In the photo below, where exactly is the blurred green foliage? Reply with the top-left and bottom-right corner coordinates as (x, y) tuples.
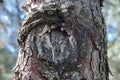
(0, 48), (16, 80)
(108, 38), (120, 80)
(103, 0), (120, 80)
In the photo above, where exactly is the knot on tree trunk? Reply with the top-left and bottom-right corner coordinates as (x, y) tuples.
(18, 1), (75, 48)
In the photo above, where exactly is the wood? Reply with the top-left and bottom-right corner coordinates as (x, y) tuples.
(13, 0), (109, 80)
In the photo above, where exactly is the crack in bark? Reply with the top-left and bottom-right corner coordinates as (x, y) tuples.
(90, 49), (94, 80)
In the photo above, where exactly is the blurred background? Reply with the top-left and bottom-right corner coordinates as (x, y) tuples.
(0, 0), (119, 80)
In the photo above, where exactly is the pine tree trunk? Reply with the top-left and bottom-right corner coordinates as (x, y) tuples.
(13, 0), (109, 80)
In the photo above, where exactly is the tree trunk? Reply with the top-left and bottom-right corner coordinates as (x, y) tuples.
(13, 0), (109, 80)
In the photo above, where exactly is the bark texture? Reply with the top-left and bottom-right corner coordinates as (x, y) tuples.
(13, 0), (109, 80)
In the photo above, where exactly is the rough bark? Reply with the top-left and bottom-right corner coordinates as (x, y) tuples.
(13, 0), (109, 80)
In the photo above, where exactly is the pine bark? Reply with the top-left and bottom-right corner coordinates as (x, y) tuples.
(13, 0), (109, 80)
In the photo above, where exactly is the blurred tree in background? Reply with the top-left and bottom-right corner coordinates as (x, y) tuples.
(0, 0), (120, 80)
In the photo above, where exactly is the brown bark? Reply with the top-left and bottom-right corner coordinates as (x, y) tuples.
(13, 0), (109, 80)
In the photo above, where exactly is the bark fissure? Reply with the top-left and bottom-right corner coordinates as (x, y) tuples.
(90, 49), (94, 80)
